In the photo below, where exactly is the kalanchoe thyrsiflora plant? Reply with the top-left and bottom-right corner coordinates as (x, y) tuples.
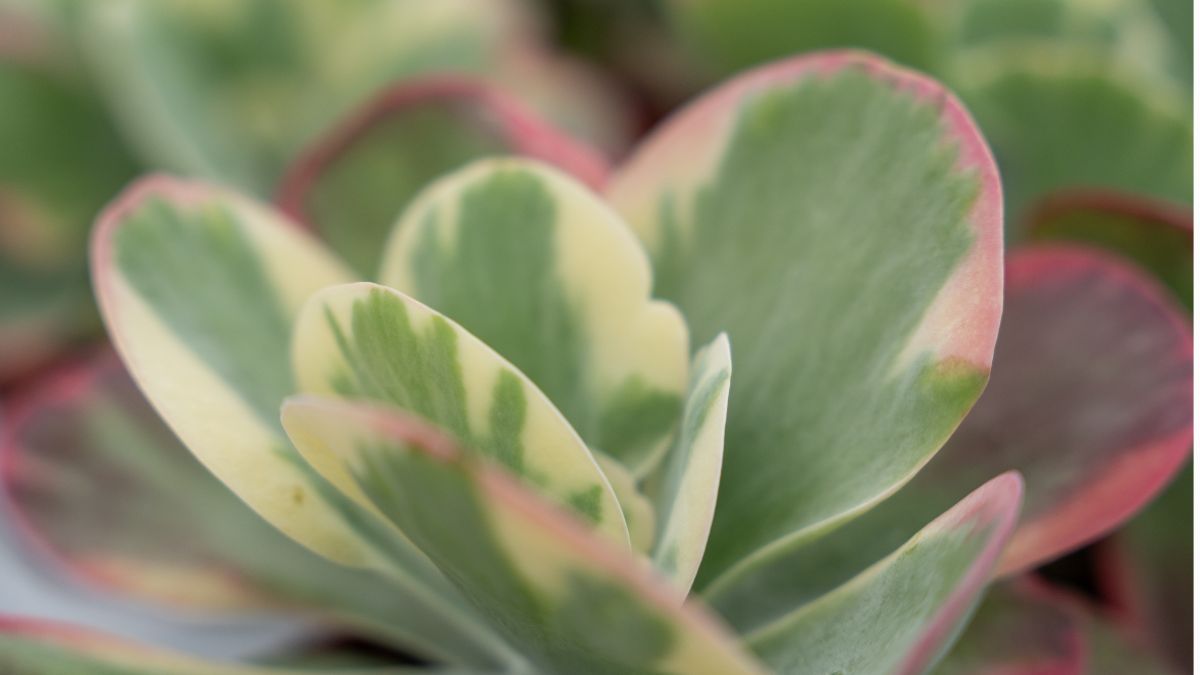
(0, 49), (1191, 673)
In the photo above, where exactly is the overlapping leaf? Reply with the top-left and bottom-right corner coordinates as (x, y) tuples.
(276, 78), (610, 276)
(607, 50), (1004, 586)
(281, 397), (767, 675)
(379, 159), (689, 475)
(0, 352), (511, 666)
(742, 473), (1022, 675)
(290, 281), (629, 547)
(90, 176), (510, 666)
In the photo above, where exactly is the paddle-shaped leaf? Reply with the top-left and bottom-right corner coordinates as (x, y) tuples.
(276, 78), (610, 276)
(707, 244), (1192, 608)
(1028, 190), (1192, 308)
(0, 352), (513, 667)
(91, 174), (374, 564)
(742, 473), (1022, 675)
(290, 282), (629, 547)
(280, 397), (767, 675)
(650, 334), (732, 592)
(379, 158), (689, 474)
(607, 50), (1004, 586)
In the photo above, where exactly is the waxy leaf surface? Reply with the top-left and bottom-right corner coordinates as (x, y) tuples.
(380, 159), (688, 474)
(608, 50), (1004, 585)
(0, 353), (511, 667)
(742, 473), (1022, 675)
(281, 397), (767, 675)
(650, 334), (732, 592)
(291, 282), (629, 546)
(277, 78), (610, 276)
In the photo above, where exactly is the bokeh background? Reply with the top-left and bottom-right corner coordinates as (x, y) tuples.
(0, 0), (1191, 670)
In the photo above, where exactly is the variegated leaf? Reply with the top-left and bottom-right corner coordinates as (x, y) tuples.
(706, 245), (1192, 617)
(89, 176), (510, 664)
(649, 334), (732, 593)
(379, 158), (689, 475)
(290, 281), (630, 547)
(742, 473), (1022, 675)
(276, 77), (610, 276)
(0, 352), (512, 667)
(607, 50), (1004, 587)
(280, 397), (767, 675)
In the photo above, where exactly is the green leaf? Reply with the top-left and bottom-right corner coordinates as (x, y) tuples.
(607, 50), (1004, 586)
(91, 176), (509, 666)
(705, 245), (1192, 615)
(741, 473), (1022, 675)
(0, 353), (512, 666)
(290, 281), (630, 546)
(379, 158), (688, 475)
(280, 397), (767, 675)
(276, 78), (610, 276)
(649, 334), (732, 592)
(1028, 189), (1192, 308)
(954, 44), (1192, 225)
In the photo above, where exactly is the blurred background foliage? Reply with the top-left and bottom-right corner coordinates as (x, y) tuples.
(0, 0), (1191, 670)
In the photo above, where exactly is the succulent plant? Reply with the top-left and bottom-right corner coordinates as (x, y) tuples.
(0, 46), (1190, 675)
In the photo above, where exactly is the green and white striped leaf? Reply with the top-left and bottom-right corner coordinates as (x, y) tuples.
(607, 50), (1004, 587)
(280, 397), (767, 675)
(91, 176), (508, 665)
(380, 158), (689, 475)
(742, 473), (1022, 675)
(291, 281), (630, 547)
(649, 334), (732, 593)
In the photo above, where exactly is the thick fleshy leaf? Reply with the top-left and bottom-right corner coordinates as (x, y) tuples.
(379, 159), (688, 474)
(740, 473), (1022, 675)
(664, 0), (946, 78)
(92, 174), (372, 564)
(931, 579), (1086, 675)
(944, 246), (1192, 574)
(649, 334), (731, 592)
(290, 281), (629, 546)
(1028, 190), (1192, 308)
(276, 77), (610, 276)
(1098, 465), (1193, 672)
(607, 50), (1004, 586)
(708, 244), (1192, 602)
(954, 45), (1192, 224)
(0, 617), (426, 675)
(0, 352), (512, 667)
(280, 397), (767, 675)
(82, 0), (530, 194)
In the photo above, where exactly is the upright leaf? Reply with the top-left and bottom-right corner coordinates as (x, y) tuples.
(607, 50), (1004, 585)
(290, 281), (630, 546)
(379, 159), (688, 474)
(276, 77), (610, 276)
